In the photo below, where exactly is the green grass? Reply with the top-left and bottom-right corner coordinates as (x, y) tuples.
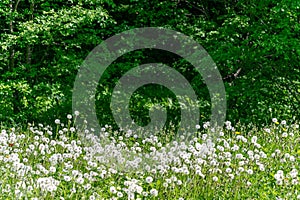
(0, 115), (299, 199)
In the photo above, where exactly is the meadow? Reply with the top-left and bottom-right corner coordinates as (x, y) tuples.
(0, 113), (299, 199)
(0, 1), (299, 199)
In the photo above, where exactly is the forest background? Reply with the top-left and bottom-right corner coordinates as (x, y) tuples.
(0, 0), (299, 129)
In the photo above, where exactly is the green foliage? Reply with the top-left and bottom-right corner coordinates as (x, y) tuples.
(0, 0), (299, 127)
(0, 0), (115, 125)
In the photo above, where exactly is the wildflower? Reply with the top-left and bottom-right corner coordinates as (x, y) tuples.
(282, 132), (288, 138)
(225, 121), (231, 126)
(259, 165), (265, 171)
(235, 154), (243, 159)
(289, 169), (298, 178)
(150, 189), (158, 197)
(49, 166), (56, 173)
(117, 192), (123, 197)
(110, 186), (117, 194)
(36, 177), (60, 193)
(265, 128), (271, 133)
(71, 187), (76, 193)
(232, 145), (240, 151)
(226, 168), (232, 173)
(212, 176), (218, 182)
(274, 170), (284, 181)
(254, 154), (260, 160)
(292, 179), (299, 185)
(135, 185), (143, 194)
(84, 184), (91, 190)
(177, 180), (182, 185)
(238, 167), (245, 172)
(247, 169), (253, 175)
(55, 119), (60, 124)
(235, 132), (241, 135)
(275, 149), (281, 154)
(239, 161), (245, 166)
(142, 191), (148, 197)
(64, 176), (71, 182)
(74, 111), (80, 116)
(145, 176), (153, 184)
(89, 196), (96, 200)
(290, 156), (296, 162)
(67, 114), (72, 119)
(254, 143), (261, 148)
(203, 122), (210, 129)
(251, 136), (258, 143)
(217, 145), (224, 152)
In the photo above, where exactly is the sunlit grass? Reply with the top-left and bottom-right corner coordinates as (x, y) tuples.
(0, 115), (299, 199)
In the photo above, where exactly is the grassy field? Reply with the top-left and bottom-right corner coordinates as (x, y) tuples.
(0, 114), (299, 199)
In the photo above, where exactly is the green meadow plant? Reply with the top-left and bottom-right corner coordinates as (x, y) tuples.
(0, 114), (299, 199)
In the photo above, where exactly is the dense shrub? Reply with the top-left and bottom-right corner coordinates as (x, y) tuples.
(0, 0), (299, 128)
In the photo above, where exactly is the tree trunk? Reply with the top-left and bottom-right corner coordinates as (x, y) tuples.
(26, 1), (34, 65)
(9, 0), (15, 71)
